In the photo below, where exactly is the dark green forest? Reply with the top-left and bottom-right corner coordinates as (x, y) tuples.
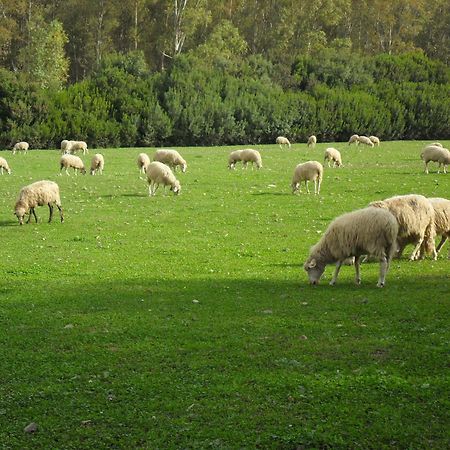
(0, 0), (449, 147)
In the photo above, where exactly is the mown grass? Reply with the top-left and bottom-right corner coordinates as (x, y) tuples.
(0, 141), (449, 449)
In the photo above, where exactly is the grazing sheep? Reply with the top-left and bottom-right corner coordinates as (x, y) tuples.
(369, 194), (436, 260)
(357, 136), (374, 147)
(291, 161), (323, 194)
(137, 153), (151, 174)
(369, 136), (380, 146)
(303, 207), (398, 287)
(153, 149), (187, 173)
(60, 154), (86, 175)
(0, 157), (11, 174)
(307, 135), (317, 148)
(146, 161), (181, 196)
(90, 154), (104, 175)
(348, 134), (359, 145)
(228, 150), (243, 169)
(276, 136), (291, 149)
(61, 140), (88, 155)
(420, 145), (450, 174)
(14, 180), (64, 225)
(60, 140), (70, 153)
(420, 198), (450, 259)
(12, 142), (29, 154)
(324, 148), (342, 168)
(240, 149), (262, 170)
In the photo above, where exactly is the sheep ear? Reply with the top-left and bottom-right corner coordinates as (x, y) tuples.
(307, 259), (317, 269)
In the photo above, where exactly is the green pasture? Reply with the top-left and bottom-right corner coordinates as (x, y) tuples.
(0, 141), (449, 448)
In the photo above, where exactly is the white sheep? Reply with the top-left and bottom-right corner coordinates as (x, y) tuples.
(228, 150), (243, 169)
(369, 194), (436, 260)
(276, 136), (291, 149)
(369, 136), (380, 146)
(240, 149), (262, 170)
(14, 180), (64, 225)
(303, 207), (398, 287)
(323, 148), (342, 168)
(153, 149), (187, 173)
(146, 161), (181, 196)
(420, 198), (450, 259)
(291, 161), (323, 194)
(12, 141), (29, 154)
(0, 156), (11, 174)
(307, 135), (317, 148)
(61, 140), (88, 155)
(60, 154), (86, 175)
(137, 153), (151, 174)
(90, 154), (104, 175)
(420, 145), (450, 174)
(348, 134), (359, 145)
(357, 136), (374, 147)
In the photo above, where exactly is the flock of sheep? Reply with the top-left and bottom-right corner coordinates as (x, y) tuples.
(2, 136), (449, 288)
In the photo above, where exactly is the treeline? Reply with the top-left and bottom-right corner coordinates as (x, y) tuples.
(1, 48), (449, 148)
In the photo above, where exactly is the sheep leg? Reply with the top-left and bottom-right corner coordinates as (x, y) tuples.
(329, 261), (343, 285)
(48, 204), (53, 223)
(148, 183), (152, 196)
(56, 204), (64, 223)
(0, 168), (3, 175)
(435, 236), (447, 255)
(377, 256), (389, 287)
(305, 181), (310, 194)
(424, 162), (429, 174)
(28, 208), (38, 223)
(354, 256), (362, 285)
(410, 236), (425, 260)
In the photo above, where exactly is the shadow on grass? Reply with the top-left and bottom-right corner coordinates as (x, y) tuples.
(0, 219), (18, 227)
(251, 192), (291, 196)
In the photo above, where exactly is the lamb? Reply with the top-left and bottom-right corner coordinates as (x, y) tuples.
(420, 198), (450, 259)
(61, 140), (89, 155)
(323, 148), (342, 168)
(153, 149), (187, 173)
(291, 161), (323, 194)
(240, 149), (262, 169)
(369, 136), (380, 146)
(420, 145), (450, 174)
(14, 180), (64, 225)
(303, 207), (398, 287)
(12, 141), (29, 154)
(90, 154), (104, 175)
(0, 157), (11, 174)
(228, 150), (243, 169)
(348, 134), (359, 145)
(369, 194), (436, 260)
(357, 135), (374, 147)
(307, 135), (317, 148)
(60, 154), (86, 175)
(137, 153), (151, 174)
(146, 161), (181, 196)
(276, 136), (291, 149)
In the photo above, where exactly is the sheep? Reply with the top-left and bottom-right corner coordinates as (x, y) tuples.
(357, 135), (374, 147)
(420, 145), (450, 174)
(291, 161), (323, 194)
(348, 134), (359, 145)
(240, 149), (262, 170)
(303, 207), (398, 287)
(307, 135), (317, 148)
(228, 150), (243, 169)
(90, 154), (104, 175)
(153, 149), (187, 173)
(323, 148), (342, 168)
(60, 154), (86, 175)
(369, 136), (380, 146)
(0, 157), (11, 174)
(369, 194), (436, 261)
(276, 136), (291, 149)
(12, 141), (29, 154)
(61, 140), (88, 155)
(137, 153), (151, 174)
(146, 161), (181, 196)
(14, 180), (64, 225)
(420, 198), (450, 259)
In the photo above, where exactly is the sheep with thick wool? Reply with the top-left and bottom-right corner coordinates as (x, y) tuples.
(357, 136), (374, 147)
(348, 134), (359, 145)
(61, 140), (88, 155)
(291, 161), (323, 194)
(12, 142), (29, 154)
(369, 194), (436, 260)
(240, 149), (262, 169)
(307, 135), (317, 148)
(369, 136), (380, 146)
(0, 157), (11, 174)
(324, 148), (342, 168)
(276, 136), (291, 149)
(420, 145), (450, 174)
(420, 198), (450, 259)
(60, 154), (86, 175)
(14, 180), (63, 225)
(137, 153), (151, 174)
(90, 154), (104, 175)
(153, 149), (187, 173)
(146, 161), (181, 196)
(303, 207), (398, 287)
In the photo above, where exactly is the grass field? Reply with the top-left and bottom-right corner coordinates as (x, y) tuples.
(0, 141), (449, 449)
